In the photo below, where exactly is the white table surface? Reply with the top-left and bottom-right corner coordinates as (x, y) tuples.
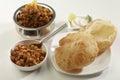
(0, 0), (120, 80)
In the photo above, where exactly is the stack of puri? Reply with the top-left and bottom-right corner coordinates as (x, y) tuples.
(55, 19), (117, 73)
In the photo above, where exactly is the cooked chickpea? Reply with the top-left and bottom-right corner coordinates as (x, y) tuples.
(11, 44), (46, 67)
(16, 2), (53, 28)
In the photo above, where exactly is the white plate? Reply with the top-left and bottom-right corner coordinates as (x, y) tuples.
(67, 16), (89, 30)
(50, 32), (111, 76)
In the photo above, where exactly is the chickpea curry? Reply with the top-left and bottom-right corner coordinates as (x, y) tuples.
(11, 44), (46, 67)
(17, 0), (53, 28)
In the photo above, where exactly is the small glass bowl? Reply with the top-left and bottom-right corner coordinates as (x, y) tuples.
(13, 3), (56, 39)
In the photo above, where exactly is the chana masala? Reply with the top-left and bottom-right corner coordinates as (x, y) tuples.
(11, 44), (46, 67)
(16, 1), (53, 28)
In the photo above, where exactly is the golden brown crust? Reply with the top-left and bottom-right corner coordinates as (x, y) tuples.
(79, 19), (117, 55)
(55, 32), (99, 73)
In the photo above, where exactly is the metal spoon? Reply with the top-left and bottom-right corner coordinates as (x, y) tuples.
(14, 23), (67, 48)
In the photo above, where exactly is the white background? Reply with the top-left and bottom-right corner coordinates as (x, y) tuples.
(0, 0), (120, 80)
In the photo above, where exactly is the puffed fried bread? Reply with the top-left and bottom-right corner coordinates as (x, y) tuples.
(79, 19), (117, 55)
(55, 32), (99, 73)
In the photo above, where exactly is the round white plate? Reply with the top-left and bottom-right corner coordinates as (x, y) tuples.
(50, 32), (111, 76)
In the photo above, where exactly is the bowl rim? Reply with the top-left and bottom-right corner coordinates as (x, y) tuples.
(9, 43), (48, 71)
(13, 3), (56, 30)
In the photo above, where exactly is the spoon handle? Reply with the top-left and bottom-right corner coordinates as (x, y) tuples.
(40, 23), (67, 43)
